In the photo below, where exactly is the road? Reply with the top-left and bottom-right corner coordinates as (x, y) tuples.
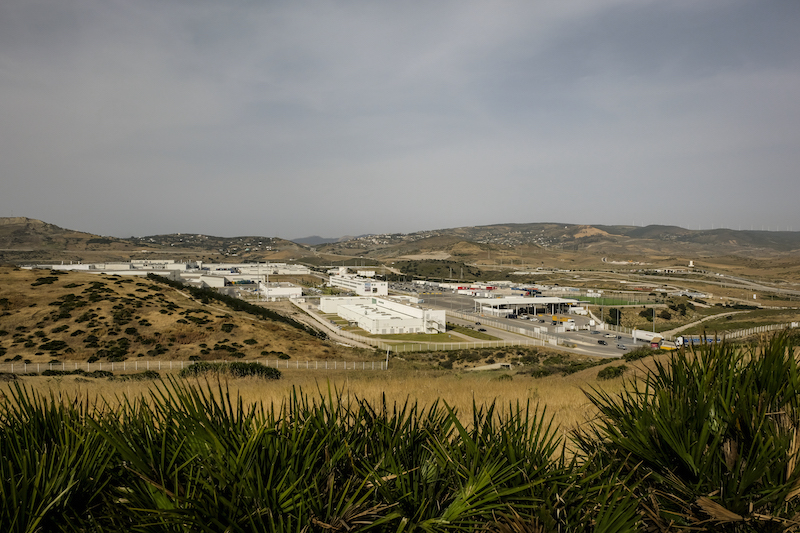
(414, 291), (633, 358)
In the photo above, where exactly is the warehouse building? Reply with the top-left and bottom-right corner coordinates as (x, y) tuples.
(320, 296), (445, 335)
(329, 274), (388, 296)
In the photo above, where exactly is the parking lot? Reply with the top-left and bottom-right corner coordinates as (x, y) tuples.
(389, 282), (638, 357)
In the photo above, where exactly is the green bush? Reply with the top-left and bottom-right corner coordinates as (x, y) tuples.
(31, 276), (59, 286)
(622, 346), (655, 361)
(596, 364), (626, 380)
(578, 331), (800, 531)
(178, 361), (281, 380)
(114, 370), (160, 381)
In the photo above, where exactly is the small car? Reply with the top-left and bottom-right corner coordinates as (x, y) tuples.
(598, 340), (608, 345)
(617, 344), (627, 350)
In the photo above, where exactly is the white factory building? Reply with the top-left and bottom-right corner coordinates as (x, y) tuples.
(474, 296), (581, 317)
(329, 274), (388, 296)
(320, 296), (445, 335)
(207, 262), (310, 276)
(25, 260), (306, 300)
(258, 282), (303, 300)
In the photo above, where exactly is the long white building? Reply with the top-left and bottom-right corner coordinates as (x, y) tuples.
(320, 296), (445, 335)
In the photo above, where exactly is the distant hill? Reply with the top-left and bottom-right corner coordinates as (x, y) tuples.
(315, 222), (800, 264)
(0, 218), (311, 264)
(291, 236), (339, 245)
(3, 217), (800, 270)
(0, 217), (146, 264)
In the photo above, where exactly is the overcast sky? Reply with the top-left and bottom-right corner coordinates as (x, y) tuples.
(2, 1), (799, 239)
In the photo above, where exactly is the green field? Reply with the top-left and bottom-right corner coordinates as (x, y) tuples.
(447, 323), (500, 340)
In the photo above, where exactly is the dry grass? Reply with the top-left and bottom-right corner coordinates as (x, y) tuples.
(0, 364), (629, 439)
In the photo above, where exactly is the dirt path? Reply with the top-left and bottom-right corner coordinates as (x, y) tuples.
(661, 311), (749, 337)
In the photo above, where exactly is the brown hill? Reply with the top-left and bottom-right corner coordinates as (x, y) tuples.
(0, 266), (358, 366)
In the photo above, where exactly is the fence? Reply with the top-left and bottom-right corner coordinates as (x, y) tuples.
(447, 311), (555, 344)
(331, 323), (548, 354)
(589, 309), (798, 343)
(713, 322), (799, 340)
(588, 310), (676, 341)
(0, 359), (387, 375)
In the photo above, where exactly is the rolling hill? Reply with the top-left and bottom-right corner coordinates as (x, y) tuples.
(0, 266), (358, 367)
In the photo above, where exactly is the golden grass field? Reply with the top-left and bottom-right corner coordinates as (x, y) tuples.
(0, 360), (637, 442)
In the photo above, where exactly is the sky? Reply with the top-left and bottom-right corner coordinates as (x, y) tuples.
(2, 0), (800, 239)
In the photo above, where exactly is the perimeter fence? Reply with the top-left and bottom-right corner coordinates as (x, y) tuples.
(0, 359), (387, 375)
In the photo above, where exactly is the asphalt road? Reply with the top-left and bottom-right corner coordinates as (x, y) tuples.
(411, 290), (636, 358)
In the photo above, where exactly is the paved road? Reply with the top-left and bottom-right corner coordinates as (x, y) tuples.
(414, 292), (628, 358)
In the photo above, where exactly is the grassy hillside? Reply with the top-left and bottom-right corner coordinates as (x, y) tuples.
(0, 266), (359, 366)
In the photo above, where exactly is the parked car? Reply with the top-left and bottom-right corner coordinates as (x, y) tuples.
(598, 340), (608, 345)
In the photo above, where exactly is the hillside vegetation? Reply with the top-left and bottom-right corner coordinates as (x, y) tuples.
(0, 266), (353, 366)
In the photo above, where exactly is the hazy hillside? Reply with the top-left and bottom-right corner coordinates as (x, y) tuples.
(317, 222), (800, 263)
(3, 217), (800, 272)
(291, 235), (340, 245)
(0, 217), (141, 255)
(0, 218), (312, 264)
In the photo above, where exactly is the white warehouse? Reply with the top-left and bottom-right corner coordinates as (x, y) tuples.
(329, 274), (388, 296)
(320, 296), (445, 335)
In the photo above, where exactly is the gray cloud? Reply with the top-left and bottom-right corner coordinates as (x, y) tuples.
(1, 0), (799, 238)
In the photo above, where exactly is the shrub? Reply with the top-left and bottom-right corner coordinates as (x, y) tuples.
(579, 333), (800, 531)
(597, 364), (627, 380)
(39, 340), (69, 352)
(114, 371), (160, 381)
(622, 346), (655, 362)
(31, 276), (59, 286)
(179, 361), (281, 380)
